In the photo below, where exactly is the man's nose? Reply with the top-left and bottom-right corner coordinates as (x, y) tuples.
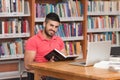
(52, 27), (57, 31)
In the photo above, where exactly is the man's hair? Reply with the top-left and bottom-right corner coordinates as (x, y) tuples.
(45, 12), (60, 23)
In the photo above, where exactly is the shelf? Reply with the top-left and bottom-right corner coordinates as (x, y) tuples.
(35, 16), (84, 22)
(0, 13), (30, 17)
(88, 12), (119, 16)
(0, 54), (24, 60)
(0, 33), (30, 39)
(60, 17), (84, 22)
(62, 36), (84, 41)
(0, 71), (27, 80)
(87, 28), (120, 33)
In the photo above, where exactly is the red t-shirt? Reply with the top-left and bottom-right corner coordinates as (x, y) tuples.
(25, 31), (64, 62)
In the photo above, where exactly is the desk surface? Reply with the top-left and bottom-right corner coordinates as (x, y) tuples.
(29, 61), (120, 80)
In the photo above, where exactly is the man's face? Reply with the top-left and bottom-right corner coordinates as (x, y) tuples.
(44, 20), (60, 37)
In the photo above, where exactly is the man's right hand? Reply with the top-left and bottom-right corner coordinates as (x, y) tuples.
(50, 56), (55, 62)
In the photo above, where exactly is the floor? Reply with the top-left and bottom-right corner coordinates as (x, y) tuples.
(4, 77), (27, 80)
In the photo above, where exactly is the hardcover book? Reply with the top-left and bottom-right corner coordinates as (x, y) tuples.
(44, 49), (79, 61)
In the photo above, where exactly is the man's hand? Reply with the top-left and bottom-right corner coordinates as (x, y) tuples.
(50, 56), (55, 62)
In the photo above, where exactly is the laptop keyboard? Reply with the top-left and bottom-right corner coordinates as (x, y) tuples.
(69, 61), (86, 66)
(79, 62), (86, 65)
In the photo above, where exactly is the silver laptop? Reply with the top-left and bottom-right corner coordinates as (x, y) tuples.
(109, 46), (120, 61)
(69, 41), (112, 66)
(110, 46), (120, 57)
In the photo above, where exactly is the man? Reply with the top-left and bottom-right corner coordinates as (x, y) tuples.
(24, 12), (66, 80)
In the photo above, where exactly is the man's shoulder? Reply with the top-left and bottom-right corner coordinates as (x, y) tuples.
(27, 35), (39, 41)
(53, 36), (63, 42)
(54, 35), (62, 39)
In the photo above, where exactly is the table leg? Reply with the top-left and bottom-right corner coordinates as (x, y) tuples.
(34, 70), (40, 80)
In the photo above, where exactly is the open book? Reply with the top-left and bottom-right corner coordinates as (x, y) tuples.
(44, 49), (79, 61)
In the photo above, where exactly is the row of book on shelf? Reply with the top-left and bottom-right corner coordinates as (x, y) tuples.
(64, 41), (82, 56)
(88, 16), (120, 30)
(0, 18), (29, 35)
(0, 40), (82, 57)
(35, 22), (83, 37)
(35, 0), (83, 18)
(87, 32), (120, 45)
(35, 0), (120, 17)
(0, 39), (25, 58)
(0, 0), (26, 14)
(88, 0), (120, 12)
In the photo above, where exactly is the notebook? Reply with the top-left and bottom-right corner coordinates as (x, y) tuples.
(69, 41), (112, 66)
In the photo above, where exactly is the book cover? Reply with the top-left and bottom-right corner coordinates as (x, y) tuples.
(44, 49), (79, 61)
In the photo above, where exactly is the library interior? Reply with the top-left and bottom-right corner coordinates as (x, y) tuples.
(0, 0), (120, 80)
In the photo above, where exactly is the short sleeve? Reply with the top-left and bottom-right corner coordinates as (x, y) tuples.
(25, 37), (37, 51)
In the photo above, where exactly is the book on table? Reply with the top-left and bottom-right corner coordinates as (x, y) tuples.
(44, 49), (79, 61)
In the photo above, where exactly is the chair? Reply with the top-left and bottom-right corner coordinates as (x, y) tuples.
(20, 70), (34, 80)
(20, 70), (45, 80)
(20, 70), (27, 80)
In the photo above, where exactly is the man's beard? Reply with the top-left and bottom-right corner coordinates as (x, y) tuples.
(44, 28), (55, 38)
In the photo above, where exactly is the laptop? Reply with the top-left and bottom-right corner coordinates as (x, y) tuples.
(69, 41), (112, 66)
(110, 47), (120, 57)
(109, 46), (120, 61)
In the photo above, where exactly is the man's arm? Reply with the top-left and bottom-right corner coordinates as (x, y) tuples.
(24, 50), (36, 72)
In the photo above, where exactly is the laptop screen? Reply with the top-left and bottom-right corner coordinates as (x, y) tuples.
(110, 47), (120, 57)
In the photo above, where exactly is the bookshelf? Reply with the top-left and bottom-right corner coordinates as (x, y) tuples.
(0, 0), (30, 79)
(87, 0), (120, 47)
